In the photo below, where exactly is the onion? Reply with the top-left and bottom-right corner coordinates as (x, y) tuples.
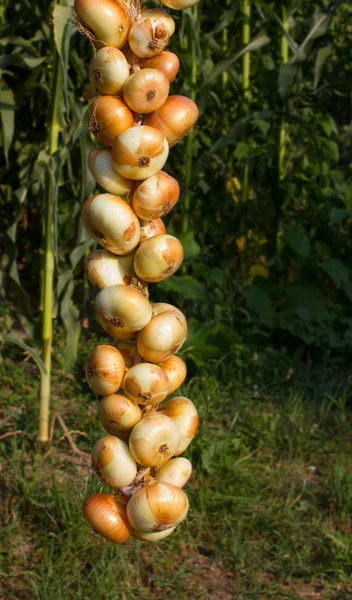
(99, 394), (142, 438)
(89, 47), (129, 95)
(83, 493), (130, 543)
(138, 309), (187, 363)
(152, 302), (184, 318)
(92, 435), (137, 488)
(95, 284), (152, 334)
(123, 69), (170, 114)
(74, 0), (130, 49)
(139, 218), (166, 244)
(89, 96), (134, 147)
(82, 194), (140, 255)
(160, 355), (186, 394)
(159, 396), (198, 455)
(160, 0), (200, 8)
(85, 344), (125, 395)
(126, 482), (188, 532)
(128, 9), (175, 59)
(129, 414), (181, 467)
(155, 457), (192, 488)
(134, 234), (183, 282)
(88, 148), (134, 197)
(112, 126), (169, 181)
(143, 95), (199, 147)
(142, 51), (180, 83)
(131, 526), (176, 542)
(111, 340), (142, 369)
(132, 171), (180, 220)
(84, 249), (135, 290)
(123, 362), (170, 405)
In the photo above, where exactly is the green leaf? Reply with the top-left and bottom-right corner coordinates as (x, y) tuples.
(0, 89), (15, 165)
(284, 223), (310, 257)
(181, 319), (232, 367)
(314, 45), (332, 90)
(330, 209), (349, 223)
(53, 3), (77, 124)
(278, 64), (298, 99)
(321, 260), (350, 289)
(284, 285), (327, 323)
(4, 333), (46, 375)
(202, 31), (270, 87)
(60, 280), (81, 374)
(175, 232), (201, 260)
(158, 276), (206, 300)
(293, 12), (330, 61)
(234, 142), (253, 160)
(22, 56), (46, 68)
(70, 239), (94, 270)
(243, 286), (275, 328)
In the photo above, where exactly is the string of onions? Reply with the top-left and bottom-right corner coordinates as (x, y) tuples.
(75, 0), (201, 546)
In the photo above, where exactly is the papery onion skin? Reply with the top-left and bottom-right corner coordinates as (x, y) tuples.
(160, 355), (187, 394)
(134, 234), (183, 282)
(91, 435), (137, 488)
(88, 148), (134, 197)
(159, 396), (199, 455)
(131, 525), (176, 542)
(151, 302), (184, 318)
(82, 194), (140, 255)
(155, 457), (192, 488)
(74, 0), (131, 49)
(128, 9), (175, 59)
(137, 310), (187, 363)
(83, 493), (131, 543)
(111, 340), (142, 369)
(143, 95), (199, 147)
(142, 51), (180, 83)
(95, 284), (152, 334)
(160, 0), (200, 9)
(123, 362), (170, 405)
(126, 482), (189, 532)
(129, 414), (180, 467)
(89, 96), (134, 147)
(89, 47), (129, 95)
(99, 394), (142, 438)
(84, 249), (135, 290)
(112, 126), (169, 181)
(139, 218), (166, 244)
(123, 68), (170, 114)
(85, 344), (126, 395)
(96, 311), (137, 340)
(132, 171), (180, 220)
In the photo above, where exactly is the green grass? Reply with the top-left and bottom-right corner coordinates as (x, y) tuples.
(1, 316), (352, 599)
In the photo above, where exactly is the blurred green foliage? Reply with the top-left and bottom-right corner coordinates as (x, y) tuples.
(1, 0), (351, 368)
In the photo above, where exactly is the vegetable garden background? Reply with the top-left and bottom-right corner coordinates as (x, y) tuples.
(1, 0), (352, 598)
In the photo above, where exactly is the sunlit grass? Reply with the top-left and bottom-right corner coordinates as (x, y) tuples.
(1, 318), (352, 599)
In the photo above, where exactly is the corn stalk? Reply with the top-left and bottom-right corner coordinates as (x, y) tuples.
(182, 4), (198, 233)
(278, 6), (289, 179)
(241, 0), (251, 204)
(38, 13), (62, 442)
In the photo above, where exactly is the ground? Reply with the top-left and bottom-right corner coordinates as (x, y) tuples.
(1, 318), (352, 599)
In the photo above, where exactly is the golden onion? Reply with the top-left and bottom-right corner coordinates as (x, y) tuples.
(112, 125), (169, 181)
(83, 493), (130, 543)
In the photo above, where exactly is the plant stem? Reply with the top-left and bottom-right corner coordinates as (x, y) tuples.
(278, 6), (289, 179)
(182, 4), (198, 233)
(38, 26), (62, 442)
(238, 0), (251, 284)
(241, 0), (251, 204)
(222, 0), (230, 90)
